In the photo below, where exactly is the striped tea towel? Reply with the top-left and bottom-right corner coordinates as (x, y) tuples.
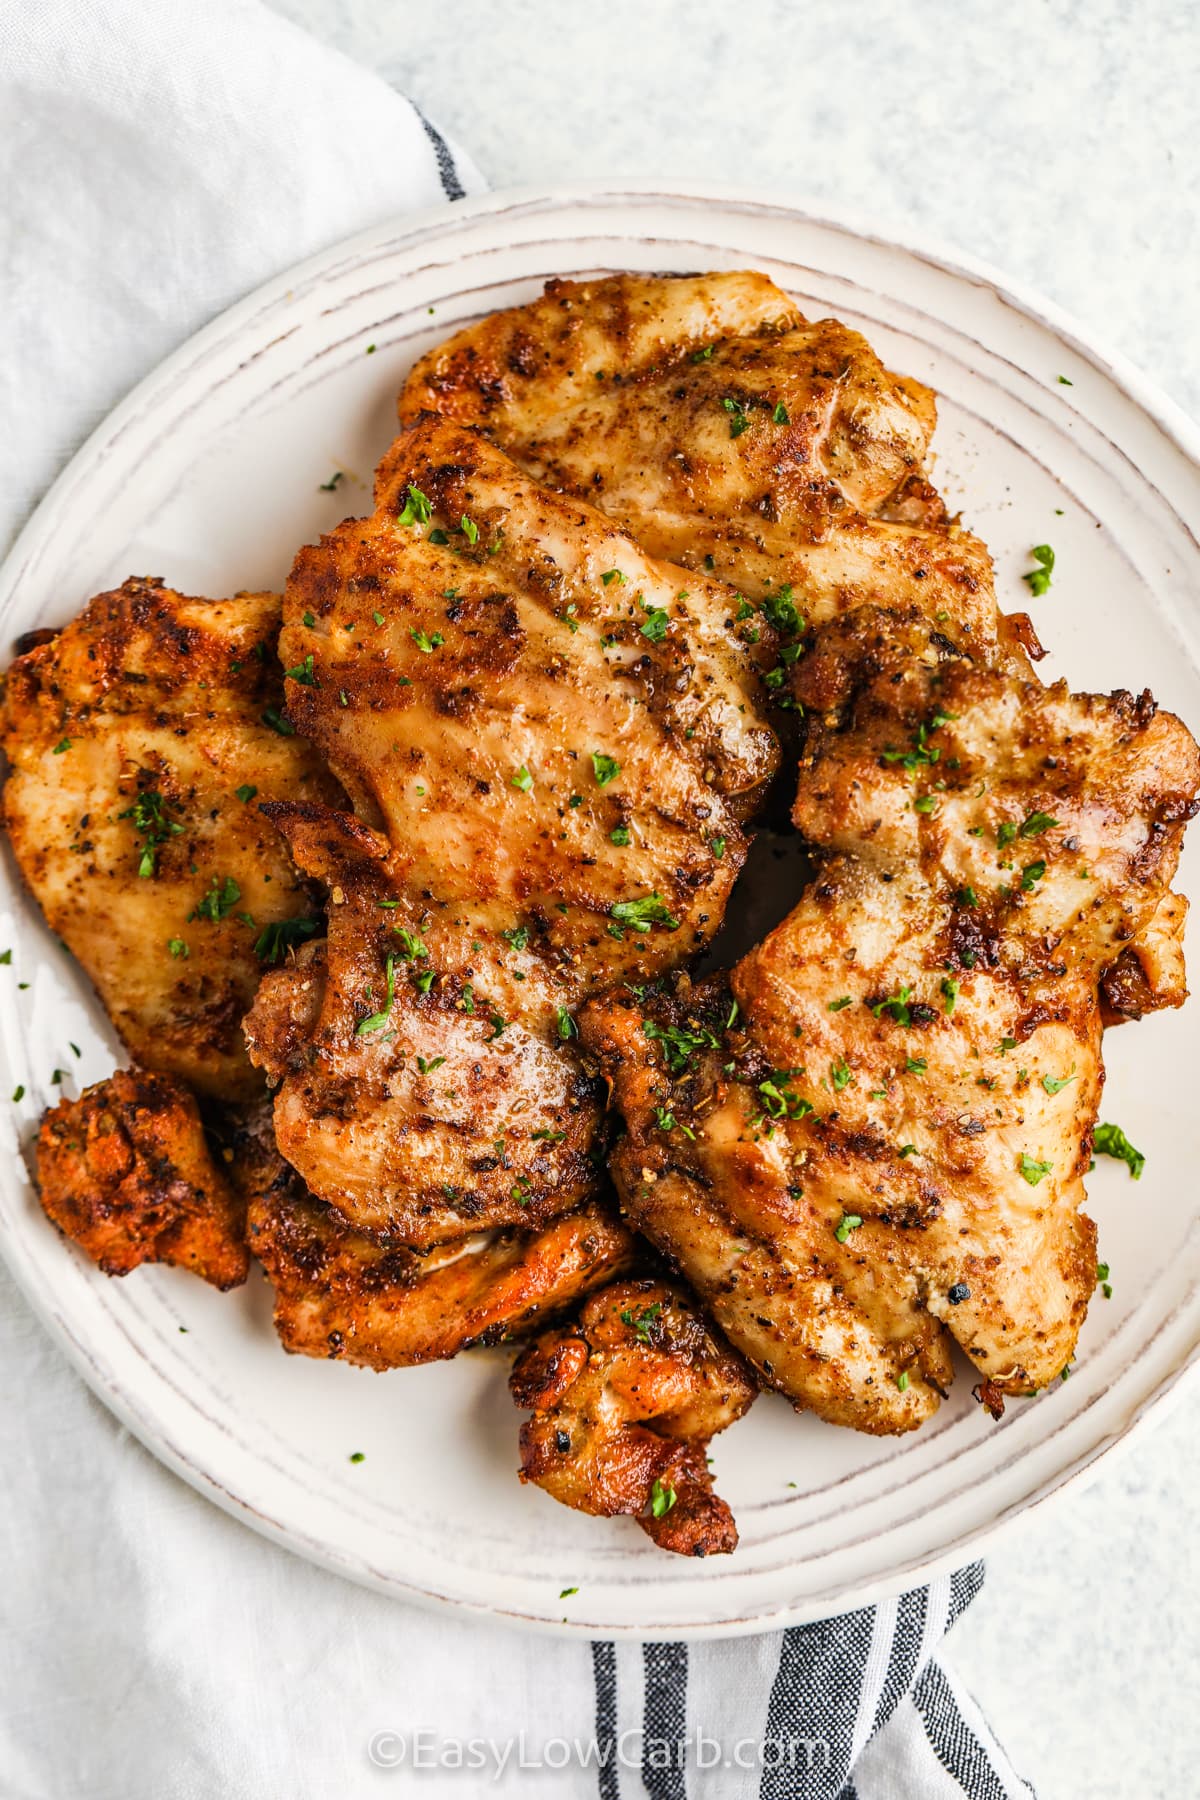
(0, 4), (1035, 1795)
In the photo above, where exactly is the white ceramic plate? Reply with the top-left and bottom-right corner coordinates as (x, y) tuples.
(3, 183), (1200, 1638)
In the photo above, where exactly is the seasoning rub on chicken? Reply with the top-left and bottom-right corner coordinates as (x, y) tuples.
(0, 579), (340, 1101)
(582, 605), (1200, 1431)
(248, 416), (779, 1239)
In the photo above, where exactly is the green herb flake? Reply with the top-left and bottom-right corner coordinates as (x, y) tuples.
(1020, 859), (1046, 892)
(1019, 810), (1059, 839)
(1042, 1067), (1076, 1095)
(410, 628), (444, 654)
(356, 954), (396, 1035)
(650, 1478), (677, 1518)
(1093, 1121), (1145, 1180)
(397, 485), (432, 527)
(1018, 1152), (1054, 1187)
(941, 977), (960, 1015)
(592, 752), (620, 787)
(1023, 543), (1056, 597)
(235, 784), (258, 804)
(511, 765), (534, 793)
(772, 401), (790, 425)
(188, 874), (242, 924)
(611, 893), (678, 933)
(835, 1213), (863, 1243)
(460, 514), (479, 545)
(828, 996), (852, 1012)
(610, 825), (630, 846)
(167, 937), (189, 959)
(283, 654), (316, 686)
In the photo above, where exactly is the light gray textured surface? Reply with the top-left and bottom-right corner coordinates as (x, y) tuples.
(272, 3), (1200, 1793)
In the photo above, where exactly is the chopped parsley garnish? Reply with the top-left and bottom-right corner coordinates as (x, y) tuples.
(772, 401), (790, 425)
(392, 926), (427, 961)
(760, 584), (804, 636)
(1093, 1121), (1145, 1180)
(1023, 543), (1055, 597)
(1097, 1261), (1113, 1299)
(905, 1056), (927, 1075)
(255, 917), (319, 964)
(560, 1587), (578, 1599)
(941, 977), (960, 1015)
(653, 1106), (695, 1139)
(959, 886), (977, 909)
(830, 1058), (852, 1092)
(416, 1055), (445, 1074)
(11, 1085), (24, 1103)
(261, 707), (295, 736)
(319, 472), (343, 491)
(610, 825), (630, 846)
(643, 1017), (720, 1073)
(896, 1371), (911, 1392)
(835, 1214), (863, 1243)
(722, 396), (750, 438)
(997, 821), (1018, 848)
(1020, 859), (1046, 891)
(349, 1451), (365, 1464)
(410, 628), (444, 654)
(356, 954), (396, 1034)
(283, 654), (316, 685)
(167, 938), (189, 959)
(460, 514), (479, 545)
(555, 1006), (577, 1041)
(600, 569), (626, 587)
(1042, 1067), (1076, 1095)
(639, 605), (670, 642)
(189, 874), (242, 923)
(592, 751), (620, 787)
(692, 345), (714, 362)
(397, 485), (432, 527)
(118, 789), (184, 878)
(711, 836), (726, 860)
(881, 710), (957, 772)
(488, 1014), (507, 1040)
(828, 996), (852, 1012)
(1018, 1152), (1053, 1187)
(872, 985), (913, 1026)
(511, 765), (534, 793)
(650, 1478), (677, 1518)
(1019, 811), (1059, 838)
(235, 784), (258, 804)
(756, 1075), (814, 1123)
(620, 1301), (663, 1342)
(502, 925), (530, 952)
(52, 738), (71, 754)
(913, 794), (938, 814)
(611, 893), (678, 933)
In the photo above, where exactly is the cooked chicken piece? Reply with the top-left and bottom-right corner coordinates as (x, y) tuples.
(1100, 892), (1189, 1023)
(36, 1068), (248, 1287)
(510, 1277), (756, 1555)
(243, 802), (607, 1244)
(401, 271), (938, 551)
(582, 607), (1200, 1432)
(0, 578), (340, 1101)
(280, 416), (778, 994)
(248, 1184), (636, 1371)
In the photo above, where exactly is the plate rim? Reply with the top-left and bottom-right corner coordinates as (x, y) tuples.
(3, 178), (1199, 1638)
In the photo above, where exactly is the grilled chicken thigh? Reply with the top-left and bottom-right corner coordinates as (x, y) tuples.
(242, 803), (606, 1244)
(37, 1069), (248, 1287)
(0, 579), (339, 1100)
(400, 270), (938, 557)
(234, 1103), (635, 1368)
(582, 606), (1200, 1431)
(510, 1277), (756, 1554)
(250, 417), (778, 1235)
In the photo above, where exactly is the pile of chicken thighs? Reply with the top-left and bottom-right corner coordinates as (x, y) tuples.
(7, 272), (1197, 1555)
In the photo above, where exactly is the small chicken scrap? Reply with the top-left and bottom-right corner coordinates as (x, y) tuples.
(0, 579), (339, 1101)
(510, 1278), (756, 1555)
(581, 606), (1200, 1431)
(37, 1069), (248, 1288)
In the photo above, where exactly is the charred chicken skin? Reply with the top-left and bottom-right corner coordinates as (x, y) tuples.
(581, 606), (1200, 1432)
(36, 1069), (248, 1288)
(510, 1277), (756, 1555)
(0, 579), (340, 1101)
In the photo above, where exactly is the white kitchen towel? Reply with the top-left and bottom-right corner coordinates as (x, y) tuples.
(0, 4), (1035, 1796)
